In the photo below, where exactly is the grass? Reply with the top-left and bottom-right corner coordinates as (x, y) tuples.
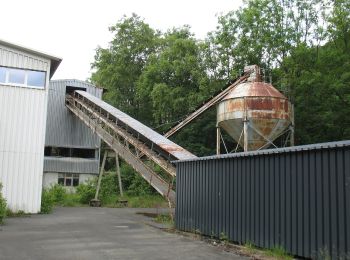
(59, 193), (84, 207)
(101, 194), (168, 208)
(265, 245), (293, 260)
(6, 209), (30, 218)
(241, 242), (293, 260)
(154, 213), (174, 226)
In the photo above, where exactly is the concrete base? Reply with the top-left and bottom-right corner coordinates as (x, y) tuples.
(89, 199), (101, 207)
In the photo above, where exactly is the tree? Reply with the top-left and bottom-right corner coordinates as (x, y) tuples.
(137, 26), (208, 127)
(91, 14), (159, 118)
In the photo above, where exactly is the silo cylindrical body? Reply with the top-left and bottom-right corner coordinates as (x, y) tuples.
(217, 69), (293, 151)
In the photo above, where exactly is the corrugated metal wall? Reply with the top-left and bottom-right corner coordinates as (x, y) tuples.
(175, 141), (350, 259)
(0, 43), (50, 213)
(44, 79), (102, 175)
(44, 157), (99, 174)
(45, 79), (102, 148)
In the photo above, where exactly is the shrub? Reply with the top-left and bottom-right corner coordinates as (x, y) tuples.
(99, 173), (118, 202)
(76, 179), (96, 204)
(40, 188), (54, 214)
(50, 184), (67, 204)
(0, 183), (7, 224)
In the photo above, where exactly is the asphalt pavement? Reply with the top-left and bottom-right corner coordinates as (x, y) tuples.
(0, 207), (245, 260)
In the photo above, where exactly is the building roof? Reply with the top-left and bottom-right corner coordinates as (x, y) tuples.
(0, 39), (62, 78)
(173, 140), (350, 163)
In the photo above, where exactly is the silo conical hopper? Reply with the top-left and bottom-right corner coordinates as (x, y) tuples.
(217, 65), (293, 151)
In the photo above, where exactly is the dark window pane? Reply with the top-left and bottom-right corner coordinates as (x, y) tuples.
(44, 147), (52, 156)
(71, 148), (95, 159)
(27, 70), (45, 87)
(58, 178), (64, 185)
(65, 178), (72, 186)
(0, 67), (6, 83)
(73, 178), (79, 186)
(8, 68), (25, 84)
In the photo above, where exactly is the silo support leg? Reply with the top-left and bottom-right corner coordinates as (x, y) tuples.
(216, 127), (221, 155)
(243, 120), (249, 152)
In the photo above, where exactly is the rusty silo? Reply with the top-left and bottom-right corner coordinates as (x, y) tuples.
(217, 65), (294, 152)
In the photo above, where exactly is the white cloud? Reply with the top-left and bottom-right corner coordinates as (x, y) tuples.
(0, 0), (241, 80)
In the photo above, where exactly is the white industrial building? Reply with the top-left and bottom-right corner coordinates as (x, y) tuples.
(0, 39), (104, 213)
(0, 39), (61, 213)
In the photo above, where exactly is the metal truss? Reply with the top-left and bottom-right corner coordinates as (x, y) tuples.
(66, 94), (175, 204)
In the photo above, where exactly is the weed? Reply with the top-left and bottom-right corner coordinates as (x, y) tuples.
(0, 183), (7, 224)
(193, 229), (201, 235)
(6, 209), (29, 217)
(219, 231), (229, 242)
(265, 245), (293, 260)
(154, 213), (174, 226)
(40, 188), (54, 214)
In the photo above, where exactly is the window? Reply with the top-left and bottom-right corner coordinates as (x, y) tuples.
(9, 68), (25, 84)
(0, 66), (46, 89)
(0, 67), (6, 83)
(45, 146), (96, 159)
(27, 70), (46, 87)
(58, 173), (79, 187)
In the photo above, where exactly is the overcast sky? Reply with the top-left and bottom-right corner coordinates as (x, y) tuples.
(0, 0), (242, 80)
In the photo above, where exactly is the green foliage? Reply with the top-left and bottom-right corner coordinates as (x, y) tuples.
(76, 180), (96, 204)
(265, 245), (293, 260)
(119, 163), (156, 196)
(124, 195), (167, 208)
(49, 184), (67, 205)
(91, 1), (350, 158)
(154, 213), (174, 226)
(0, 183), (7, 224)
(5, 209), (29, 218)
(219, 232), (229, 242)
(40, 189), (54, 214)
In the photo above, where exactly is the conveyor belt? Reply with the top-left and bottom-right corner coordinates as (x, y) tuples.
(164, 72), (251, 138)
(65, 91), (197, 204)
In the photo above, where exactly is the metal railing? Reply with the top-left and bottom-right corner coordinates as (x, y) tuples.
(66, 92), (180, 204)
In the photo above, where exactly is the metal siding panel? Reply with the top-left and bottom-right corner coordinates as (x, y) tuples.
(323, 150), (331, 255)
(228, 159), (234, 240)
(237, 157), (242, 242)
(309, 150), (317, 257)
(45, 80), (101, 149)
(296, 151), (303, 256)
(0, 43), (49, 213)
(175, 143), (350, 258)
(280, 153), (287, 248)
(241, 157), (246, 243)
(345, 148), (350, 255)
(329, 149), (338, 258)
(254, 156), (260, 245)
(336, 148), (346, 256)
(303, 151), (310, 257)
(274, 154), (280, 246)
(233, 158), (238, 241)
(315, 149), (324, 256)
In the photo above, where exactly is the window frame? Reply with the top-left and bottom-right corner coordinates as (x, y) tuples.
(0, 66), (47, 90)
(58, 173), (80, 187)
